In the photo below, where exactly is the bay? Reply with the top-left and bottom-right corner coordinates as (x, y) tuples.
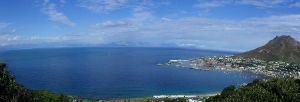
(0, 47), (260, 99)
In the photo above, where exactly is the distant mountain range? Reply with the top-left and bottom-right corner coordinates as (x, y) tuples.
(238, 35), (300, 63)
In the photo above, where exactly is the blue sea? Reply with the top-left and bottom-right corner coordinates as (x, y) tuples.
(0, 47), (261, 99)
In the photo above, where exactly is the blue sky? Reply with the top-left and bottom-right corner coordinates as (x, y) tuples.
(1, 0), (300, 51)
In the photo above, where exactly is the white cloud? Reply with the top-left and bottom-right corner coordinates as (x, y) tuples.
(2, 0), (300, 51)
(290, 1), (300, 7)
(0, 23), (10, 30)
(238, 0), (286, 8)
(194, 0), (231, 9)
(1, 14), (300, 51)
(194, 0), (299, 9)
(161, 17), (172, 21)
(85, 13), (300, 51)
(77, 0), (172, 13)
(78, 0), (128, 13)
(101, 21), (131, 28)
(0, 33), (105, 48)
(0, 23), (20, 47)
(0, 22), (16, 35)
(42, 0), (75, 26)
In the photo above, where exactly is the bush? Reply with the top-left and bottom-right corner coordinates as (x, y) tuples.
(206, 78), (300, 102)
(0, 63), (73, 102)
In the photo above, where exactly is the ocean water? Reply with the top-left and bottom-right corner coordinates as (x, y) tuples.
(0, 47), (260, 99)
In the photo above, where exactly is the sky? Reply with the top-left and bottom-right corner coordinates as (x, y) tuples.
(1, 0), (300, 51)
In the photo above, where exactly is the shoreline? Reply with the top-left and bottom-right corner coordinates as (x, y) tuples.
(77, 91), (221, 101)
(166, 56), (300, 78)
(153, 91), (220, 99)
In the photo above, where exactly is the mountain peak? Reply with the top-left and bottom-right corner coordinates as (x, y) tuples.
(275, 35), (293, 39)
(273, 35), (297, 41)
(268, 35), (300, 46)
(238, 35), (300, 63)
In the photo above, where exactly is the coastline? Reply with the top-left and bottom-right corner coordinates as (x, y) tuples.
(153, 91), (220, 98)
(166, 56), (300, 78)
(91, 91), (221, 101)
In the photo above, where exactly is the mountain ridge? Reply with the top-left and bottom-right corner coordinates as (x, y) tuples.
(238, 35), (300, 63)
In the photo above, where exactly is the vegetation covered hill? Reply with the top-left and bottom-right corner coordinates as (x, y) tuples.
(238, 35), (300, 63)
(206, 78), (300, 102)
(0, 63), (72, 102)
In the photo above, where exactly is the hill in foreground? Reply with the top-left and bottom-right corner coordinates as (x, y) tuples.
(206, 78), (300, 102)
(238, 35), (300, 63)
(0, 63), (72, 102)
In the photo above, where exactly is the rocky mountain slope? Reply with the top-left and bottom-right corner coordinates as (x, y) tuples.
(238, 35), (300, 63)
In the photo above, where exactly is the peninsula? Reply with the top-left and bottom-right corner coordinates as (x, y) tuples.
(163, 35), (300, 101)
(167, 35), (300, 78)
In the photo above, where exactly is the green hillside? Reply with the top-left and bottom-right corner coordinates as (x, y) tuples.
(0, 63), (72, 102)
(206, 78), (300, 102)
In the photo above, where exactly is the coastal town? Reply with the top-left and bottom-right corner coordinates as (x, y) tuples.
(166, 56), (300, 78)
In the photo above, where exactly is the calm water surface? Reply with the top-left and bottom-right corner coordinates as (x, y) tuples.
(0, 47), (260, 98)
